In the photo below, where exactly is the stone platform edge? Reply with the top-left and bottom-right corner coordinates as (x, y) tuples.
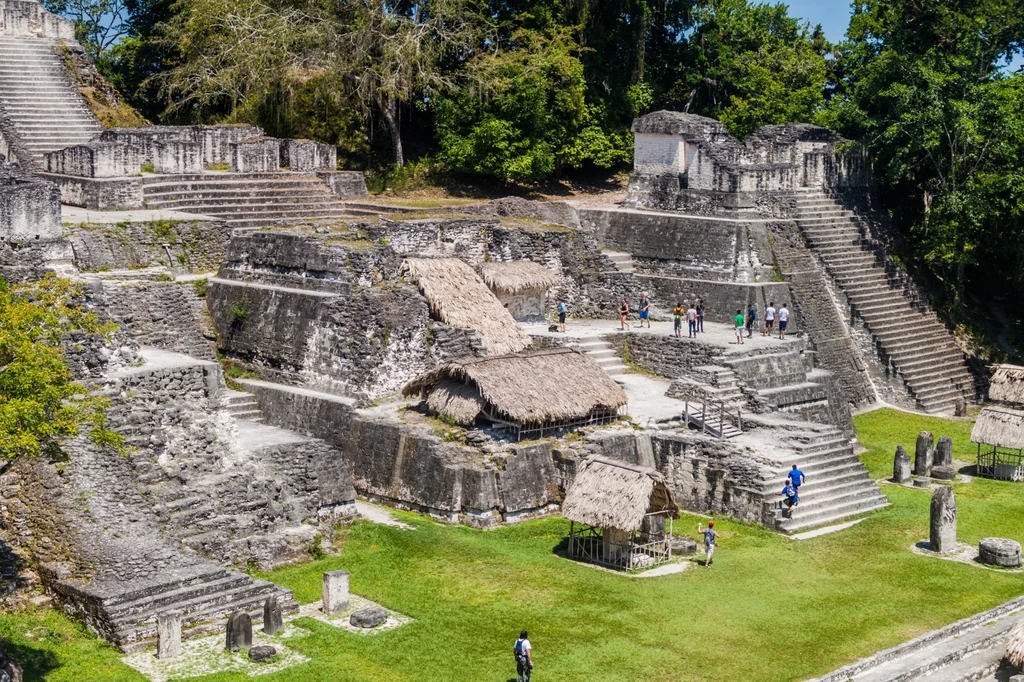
(805, 594), (1024, 682)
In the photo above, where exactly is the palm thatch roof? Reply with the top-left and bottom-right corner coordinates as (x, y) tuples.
(403, 348), (628, 426)
(403, 257), (531, 356)
(989, 364), (1024, 405)
(1006, 618), (1024, 667)
(971, 407), (1024, 450)
(561, 456), (678, 532)
(479, 261), (559, 294)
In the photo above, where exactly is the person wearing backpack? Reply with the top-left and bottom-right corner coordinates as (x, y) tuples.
(697, 521), (719, 567)
(557, 298), (568, 333)
(777, 482), (799, 518)
(514, 630), (533, 682)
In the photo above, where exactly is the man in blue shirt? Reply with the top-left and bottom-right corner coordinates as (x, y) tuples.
(777, 483), (799, 518)
(787, 464), (805, 490)
(697, 521), (719, 567)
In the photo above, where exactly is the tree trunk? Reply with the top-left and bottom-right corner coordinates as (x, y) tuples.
(383, 96), (404, 167)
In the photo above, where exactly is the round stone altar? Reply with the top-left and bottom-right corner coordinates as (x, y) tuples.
(978, 537), (1022, 568)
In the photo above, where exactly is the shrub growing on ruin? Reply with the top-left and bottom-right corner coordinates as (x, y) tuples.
(0, 275), (122, 462)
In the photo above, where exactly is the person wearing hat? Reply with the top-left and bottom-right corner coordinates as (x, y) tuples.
(698, 521), (719, 567)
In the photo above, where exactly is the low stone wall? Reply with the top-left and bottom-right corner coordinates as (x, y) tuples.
(89, 280), (216, 360)
(608, 333), (726, 378)
(0, 0), (74, 38)
(316, 170), (368, 199)
(0, 173), (61, 239)
(240, 380), (560, 527)
(41, 173), (143, 210)
(67, 218), (230, 273)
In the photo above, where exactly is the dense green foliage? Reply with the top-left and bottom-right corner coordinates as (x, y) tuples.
(0, 275), (120, 462)
(48, 0), (1024, 329)
(818, 0), (1024, 333)
(2, 408), (1024, 681)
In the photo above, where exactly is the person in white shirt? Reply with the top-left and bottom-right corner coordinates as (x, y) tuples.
(764, 302), (776, 336)
(686, 304), (698, 338)
(514, 630), (533, 682)
(778, 303), (790, 339)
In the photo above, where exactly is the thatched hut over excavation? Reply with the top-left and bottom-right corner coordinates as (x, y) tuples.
(402, 257), (531, 356)
(561, 457), (679, 570)
(479, 261), (559, 322)
(402, 348), (627, 439)
(972, 407), (1024, 481)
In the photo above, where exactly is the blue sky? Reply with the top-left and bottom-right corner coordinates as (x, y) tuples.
(783, 0), (1024, 71)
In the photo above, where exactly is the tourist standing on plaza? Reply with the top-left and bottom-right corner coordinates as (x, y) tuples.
(778, 303), (790, 339)
(673, 302), (684, 338)
(698, 521), (719, 567)
(619, 297), (630, 330)
(787, 464), (805, 490)
(557, 298), (568, 333)
(687, 302), (698, 338)
(514, 630), (533, 682)
(746, 304), (757, 338)
(734, 309), (745, 344)
(764, 301), (776, 336)
(778, 483), (799, 518)
(696, 299), (706, 332)
(638, 291), (651, 328)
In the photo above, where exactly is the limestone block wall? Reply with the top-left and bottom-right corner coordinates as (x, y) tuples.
(316, 170), (368, 199)
(240, 380), (560, 527)
(284, 139), (336, 171)
(634, 132), (687, 173)
(89, 280), (216, 360)
(0, 0), (74, 37)
(153, 140), (201, 174)
(100, 125), (265, 168)
(0, 174), (61, 238)
(229, 138), (280, 172)
(42, 173), (143, 210)
(67, 218), (230, 273)
(45, 142), (142, 178)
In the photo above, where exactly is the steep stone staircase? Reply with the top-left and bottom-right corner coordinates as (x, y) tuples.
(792, 189), (974, 414)
(0, 35), (102, 166)
(222, 389), (264, 422)
(571, 336), (628, 376)
(769, 426), (888, 533)
(141, 173), (362, 229)
(65, 564), (299, 653)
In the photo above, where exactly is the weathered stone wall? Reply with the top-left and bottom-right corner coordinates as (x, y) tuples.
(240, 380), (560, 527)
(0, 171), (61, 239)
(67, 218), (230, 273)
(41, 173), (143, 210)
(608, 333), (727, 378)
(0, 0), (75, 38)
(89, 280), (216, 360)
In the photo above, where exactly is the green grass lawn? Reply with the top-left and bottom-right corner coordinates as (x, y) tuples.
(3, 408), (1024, 681)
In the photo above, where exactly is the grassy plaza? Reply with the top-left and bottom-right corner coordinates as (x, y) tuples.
(2, 408), (1022, 681)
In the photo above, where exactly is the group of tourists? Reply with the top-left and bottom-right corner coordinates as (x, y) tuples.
(671, 300), (706, 338)
(733, 301), (791, 344)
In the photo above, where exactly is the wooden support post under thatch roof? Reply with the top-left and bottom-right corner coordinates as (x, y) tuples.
(402, 257), (531, 356)
(403, 348), (628, 433)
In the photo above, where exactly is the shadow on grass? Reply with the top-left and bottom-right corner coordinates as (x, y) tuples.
(2, 639), (61, 679)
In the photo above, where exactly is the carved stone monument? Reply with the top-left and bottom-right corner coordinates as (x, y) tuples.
(915, 431), (934, 476)
(225, 611), (253, 652)
(156, 611), (182, 659)
(263, 596), (283, 635)
(934, 436), (953, 467)
(893, 445), (912, 483)
(929, 486), (957, 554)
(322, 570), (350, 616)
(248, 645), (278, 662)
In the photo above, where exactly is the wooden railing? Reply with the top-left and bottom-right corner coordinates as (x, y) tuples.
(679, 384), (742, 440)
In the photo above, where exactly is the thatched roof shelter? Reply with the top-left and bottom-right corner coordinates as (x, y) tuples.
(479, 261), (559, 294)
(403, 257), (531, 356)
(971, 407), (1024, 450)
(403, 348), (627, 427)
(561, 456), (678, 532)
(989, 364), (1024, 405)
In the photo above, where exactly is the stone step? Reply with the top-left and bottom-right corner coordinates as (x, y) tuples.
(779, 497), (890, 534)
(775, 470), (873, 496)
(230, 410), (264, 422)
(145, 186), (335, 201)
